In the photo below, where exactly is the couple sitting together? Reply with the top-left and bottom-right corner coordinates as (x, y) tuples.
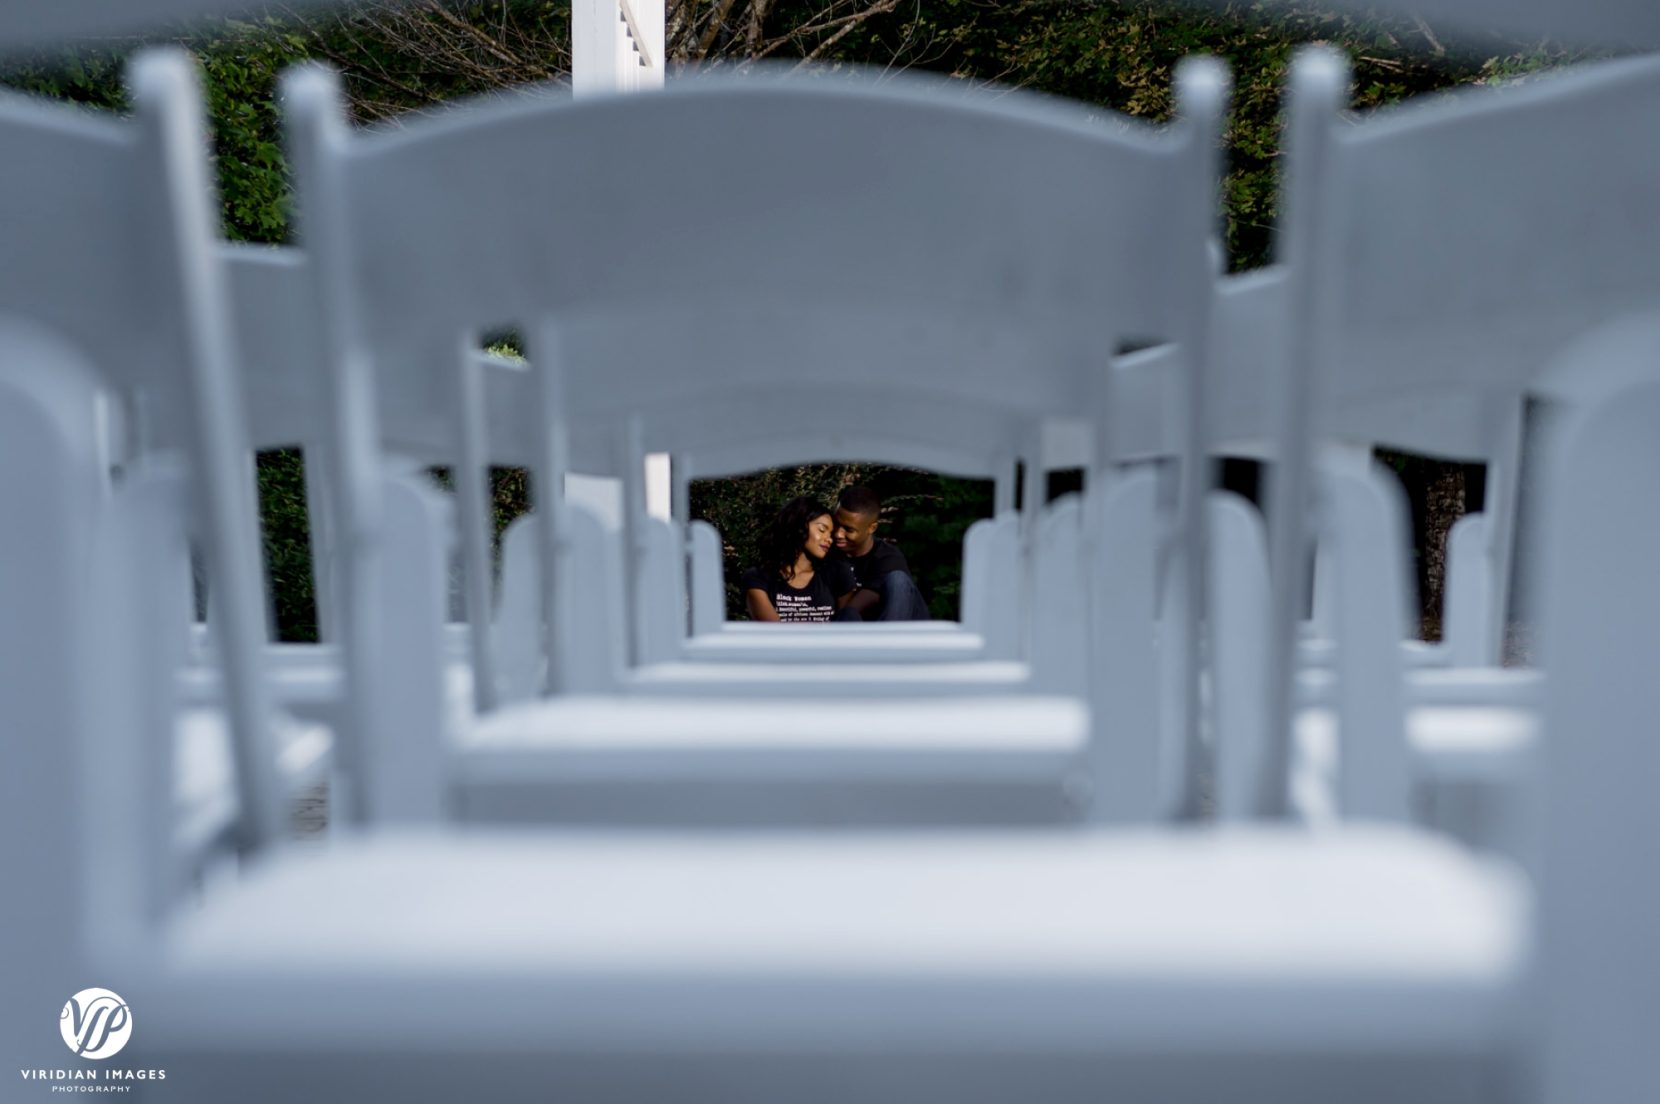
(741, 486), (931, 623)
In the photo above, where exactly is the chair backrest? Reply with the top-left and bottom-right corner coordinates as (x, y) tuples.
(635, 515), (684, 664)
(669, 392), (1032, 485)
(0, 0), (331, 50)
(1241, 0), (1660, 51)
(282, 60), (1230, 754)
(1536, 375), (1660, 1104)
(582, 332), (1141, 666)
(1441, 512), (1493, 667)
(1306, 50), (1660, 672)
(288, 69), (1223, 420)
(688, 520), (726, 635)
(959, 512), (1020, 654)
(0, 51), (280, 850)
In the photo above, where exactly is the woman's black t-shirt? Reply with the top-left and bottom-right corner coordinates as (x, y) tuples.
(740, 562), (855, 622)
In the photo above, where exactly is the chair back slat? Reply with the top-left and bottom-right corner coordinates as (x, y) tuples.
(130, 55), (284, 851)
(1320, 463), (1413, 820)
(1259, 47), (1348, 819)
(1208, 490), (1270, 821)
(1539, 378), (1660, 1104)
(1084, 469), (1164, 822)
(1027, 496), (1087, 694)
(688, 520), (726, 636)
(637, 516), (684, 663)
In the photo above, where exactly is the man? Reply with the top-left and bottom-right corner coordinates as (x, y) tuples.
(830, 485), (931, 621)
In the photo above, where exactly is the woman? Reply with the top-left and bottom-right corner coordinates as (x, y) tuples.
(741, 496), (857, 622)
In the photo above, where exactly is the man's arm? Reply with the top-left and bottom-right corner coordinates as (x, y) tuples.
(827, 558), (865, 612)
(849, 543), (910, 619)
(746, 588), (780, 621)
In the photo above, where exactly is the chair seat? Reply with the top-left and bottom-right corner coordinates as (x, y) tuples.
(1298, 637), (1449, 668)
(454, 695), (1089, 824)
(680, 626), (987, 664)
(624, 660), (1032, 697)
(717, 620), (962, 633)
(135, 826), (1524, 1055)
(1296, 704), (1538, 788)
(178, 660), (343, 712)
(1296, 667), (1541, 711)
(175, 709), (331, 853)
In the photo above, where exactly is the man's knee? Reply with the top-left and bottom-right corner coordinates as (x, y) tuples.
(880, 570), (916, 596)
(878, 571), (928, 620)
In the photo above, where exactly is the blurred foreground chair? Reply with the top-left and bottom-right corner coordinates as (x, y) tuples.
(0, 52), (328, 869)
(1257, 47), (1660, 841)
(0, 46), (308, 1058)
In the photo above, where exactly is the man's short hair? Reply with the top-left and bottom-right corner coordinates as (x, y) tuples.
(837, 485), (882, 518)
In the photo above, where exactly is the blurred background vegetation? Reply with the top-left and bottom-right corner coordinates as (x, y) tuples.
(0, 0), (1596, 631)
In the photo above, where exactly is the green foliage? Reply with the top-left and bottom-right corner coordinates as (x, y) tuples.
(256, 449), (319, 640)
(870, 470), (995, 619)
(193, 19), (315, 242)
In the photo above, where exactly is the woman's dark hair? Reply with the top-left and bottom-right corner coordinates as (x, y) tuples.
(759, 496), (831, 583)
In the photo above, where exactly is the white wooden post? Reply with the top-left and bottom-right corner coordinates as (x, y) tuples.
(572, 0), (669, 519)
(572, 0), (661, 95)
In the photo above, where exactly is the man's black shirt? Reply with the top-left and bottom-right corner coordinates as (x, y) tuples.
(836, 540), (909, 590)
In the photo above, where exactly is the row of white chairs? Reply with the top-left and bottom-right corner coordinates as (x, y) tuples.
(0, 44), (1508, 844)
(3, 23), (1656, 1103)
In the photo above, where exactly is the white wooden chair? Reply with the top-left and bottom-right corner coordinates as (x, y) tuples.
(188, 248), (1037, 832)
(0, 45), (300, 1061)
(0, 52), (325, 863)
(207, 246), (1038, 817)
(1109, 48), (1660, 844)
(1253, 47), (1660, 835)
(280, 60), (1230, 827)
(1124, 267), (1525, 670)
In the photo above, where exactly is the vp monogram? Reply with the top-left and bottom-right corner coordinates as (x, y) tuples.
(60, 989), (133, 1060)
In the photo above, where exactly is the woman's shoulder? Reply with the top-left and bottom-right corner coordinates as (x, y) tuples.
(739, 565), (773, 591)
